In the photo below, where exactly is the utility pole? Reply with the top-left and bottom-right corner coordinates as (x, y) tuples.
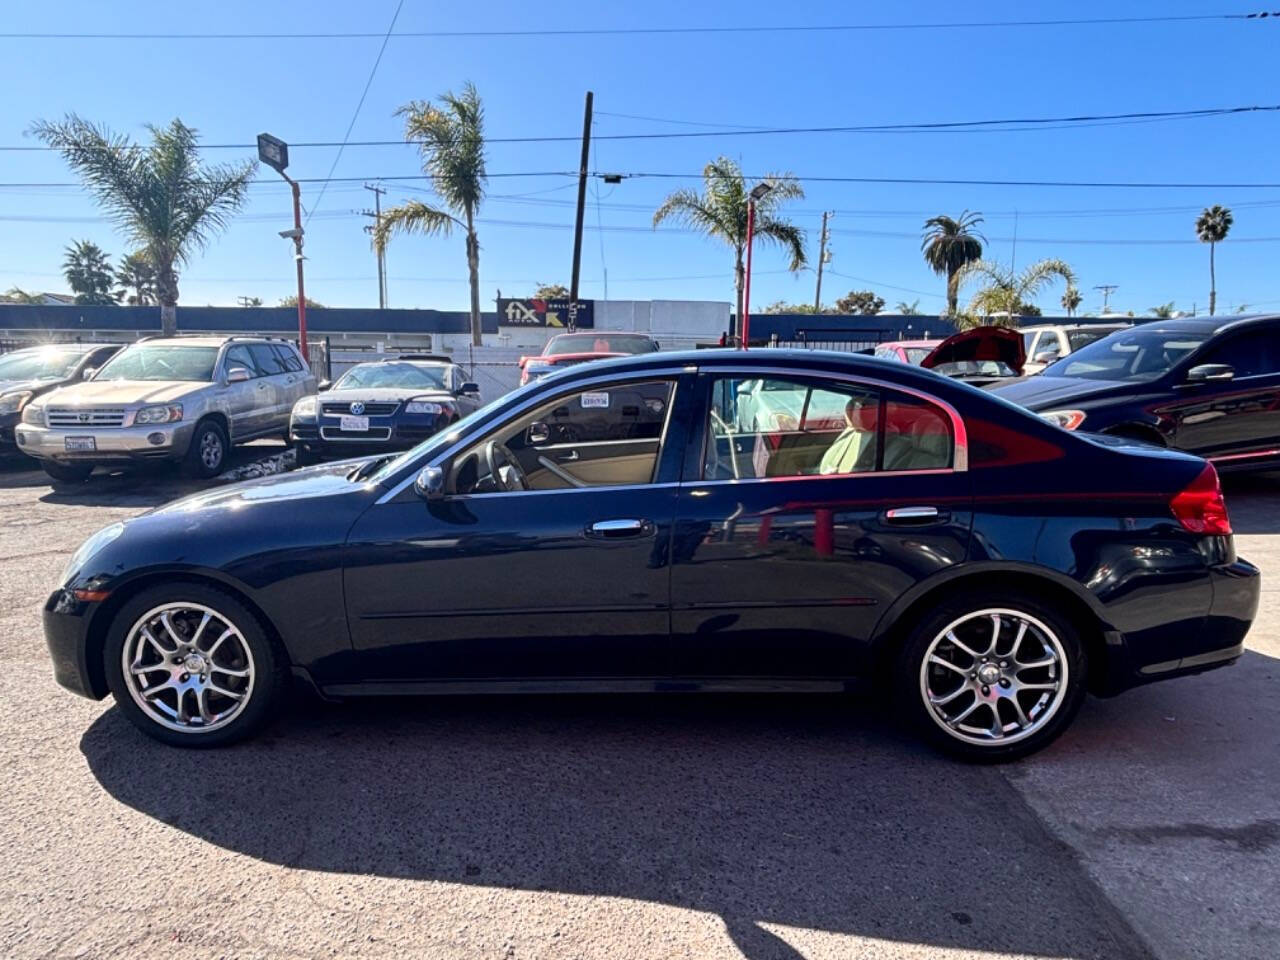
(813, 211), (832, 312)
(1094, 284), (1118, 313)
(569, 90), (593, 303)
(362, 183), (387, 309)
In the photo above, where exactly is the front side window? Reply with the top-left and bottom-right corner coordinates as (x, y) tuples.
(1198, 330), (1280, 378)
(224, 345), (261, 378)
(705, 375), (953, 480)
(94, 346), (219, 382)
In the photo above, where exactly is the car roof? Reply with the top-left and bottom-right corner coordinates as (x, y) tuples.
(1021, 322), (1129, 332)
(1128, 313), (1280, 336)
(132, 336), (293, 348)
(879, 340), (941, 348)
(549, 330), (653, 338)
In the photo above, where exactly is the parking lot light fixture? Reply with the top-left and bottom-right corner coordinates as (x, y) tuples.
(740, 181), (774, 350)
(258, 132), (308, 356)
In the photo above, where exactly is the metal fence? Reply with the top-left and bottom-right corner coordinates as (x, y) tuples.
(770, 328), (894, 353)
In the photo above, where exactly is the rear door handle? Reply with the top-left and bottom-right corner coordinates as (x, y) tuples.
(884, 506), (945, 524)
(587, 518), (654, 539)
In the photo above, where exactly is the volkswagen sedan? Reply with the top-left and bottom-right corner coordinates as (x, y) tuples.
(44, 349), (1260, 761)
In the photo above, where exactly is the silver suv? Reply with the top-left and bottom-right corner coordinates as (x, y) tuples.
(15, 336), (316, 483)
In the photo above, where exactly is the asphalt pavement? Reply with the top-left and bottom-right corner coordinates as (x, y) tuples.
(0, 449), (1274, 960)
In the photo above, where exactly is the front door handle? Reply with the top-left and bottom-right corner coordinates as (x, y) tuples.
(884, 505), (945, 524)
(557, 450), (580, 462)
(587, 518), (653, 539)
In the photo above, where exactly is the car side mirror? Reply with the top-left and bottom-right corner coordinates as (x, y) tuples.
(317, 379), (331, 392)
(528, 421), (551, 445)
(226, 366), (251, 384)
(1184, 363), (1234, 384)
(414, 465), (445, 500)
(82, 367), (97, 380)
(459, 381), (480, 396)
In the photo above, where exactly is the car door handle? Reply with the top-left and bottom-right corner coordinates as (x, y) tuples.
(884, 506), (946, 524)
(557, 450), (580, 462)
(586, 518), (653, 539)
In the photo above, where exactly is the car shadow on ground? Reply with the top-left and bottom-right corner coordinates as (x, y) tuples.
(1222, 471), (1280, 535)
(80, 692), (1150, 959)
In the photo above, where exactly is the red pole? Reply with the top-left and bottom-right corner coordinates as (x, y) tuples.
(290, 178), (308, 356)
(741, 198), (756, 350)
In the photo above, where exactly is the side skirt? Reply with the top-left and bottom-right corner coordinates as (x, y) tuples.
(320, 677), (858, 697)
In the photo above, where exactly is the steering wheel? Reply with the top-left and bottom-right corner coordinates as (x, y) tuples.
(485, 441), (529, 492)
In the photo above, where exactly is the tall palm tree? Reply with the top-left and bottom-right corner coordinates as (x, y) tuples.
(62, 239), (116, 304)
(374, 83), (487, 347)
(921, 211), (985, 315)
(955, 258), (1076, 329)
(653, 157), (805, 330)
(32, 115), (254, 336)
(1060, 285), (1082, 317)
(1148, 301), (1176, 318)
(114, 250), (159, 306)
(1195, 205), (1233, 316)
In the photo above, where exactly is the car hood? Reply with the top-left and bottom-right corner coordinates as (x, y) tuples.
(320, 387), (454, 405)
(922, 326), (1026, 375)
(38, 379), (207, 406)
(0, 377), (51, 395)
(988, 375), (1136, 409)
(527, 352), (625, 366)
(149, 457), (381, 516)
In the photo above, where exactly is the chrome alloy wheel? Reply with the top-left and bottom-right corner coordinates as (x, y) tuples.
(919, 608), (1068, 747)
(200, 430), (224, 470)
(121, 602), (255, 733)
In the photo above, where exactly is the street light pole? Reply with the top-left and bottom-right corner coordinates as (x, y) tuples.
(257, 133), (308, 357)
(740, 181), (773, 350)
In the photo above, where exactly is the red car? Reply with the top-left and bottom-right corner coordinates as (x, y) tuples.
(518, 332), (660, 385)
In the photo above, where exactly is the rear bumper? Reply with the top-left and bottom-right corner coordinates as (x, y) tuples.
(16, 421), (195, 462)
(43, 588), (105, 700)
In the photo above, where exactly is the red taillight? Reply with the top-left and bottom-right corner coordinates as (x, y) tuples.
(1170, 463), (1232, 535)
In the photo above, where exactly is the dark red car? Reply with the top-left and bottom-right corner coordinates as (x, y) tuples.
(518, 332), (660, 385)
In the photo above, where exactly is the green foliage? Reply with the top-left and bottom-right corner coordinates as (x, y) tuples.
(1148, 302), (1176, 318)
(278, 295), (325, 309)
(921, 211), (985, 315)
(4, 287), (45, 304)
(834, 290), (884, 315)
(955, 258), (1075, 329)
(533, 283), (570, 299)
(894, 299), (921, 314)
(62, 239), (117, 305)
(1060, 285), (1083, 317)
(1195, 205), (1233, 316)
(114, 250), (159, 306)
(762, 301), (821, 314)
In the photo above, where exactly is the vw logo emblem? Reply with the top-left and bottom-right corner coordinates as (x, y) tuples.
(349, 401), (365, 416)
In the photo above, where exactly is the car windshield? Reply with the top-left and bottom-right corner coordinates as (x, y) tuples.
(544, 334), (657, 356)
(904, 347), (932, 365)
(931, 360), (1016, 378)
(94, 346), (219, 382)
(1051, 329), (1209, 382)
(0, 347), (86, 381)
(335, 362), (449, 390)
(1066, 327), (1126, 351)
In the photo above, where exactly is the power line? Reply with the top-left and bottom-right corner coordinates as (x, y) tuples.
(1, 12), (1273, 39)
(305, 0), (404, 226)
(6, 104), (1278, 152)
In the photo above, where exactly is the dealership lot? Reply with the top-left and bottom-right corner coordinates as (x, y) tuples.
(0, 454), (1275, 960)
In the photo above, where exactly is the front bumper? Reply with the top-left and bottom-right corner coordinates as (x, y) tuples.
(291, 414), (446, 454)
(43, 588), (105, 700)
(15, 420), (195, 462)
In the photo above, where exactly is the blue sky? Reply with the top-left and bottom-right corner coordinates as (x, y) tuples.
(2, 0), (1278, 317)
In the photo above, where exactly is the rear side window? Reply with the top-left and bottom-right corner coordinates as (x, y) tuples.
(270, 343), (304, 373)
(704, 375), (953, 480)
(250, 343), (289, 375)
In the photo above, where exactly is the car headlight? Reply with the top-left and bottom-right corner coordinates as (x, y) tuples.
(0, 390), (33, 414)
(60, 521), (124, 587)
(405, 400), (445, 415)
(22, 403), (45, 425)
(292, 396), (318, 419)
(1040, 409), (1087, 431)
(524, 360), (554, 378)
(133, 404), (183, 425)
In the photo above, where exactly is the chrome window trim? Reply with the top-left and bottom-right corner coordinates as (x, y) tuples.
(375, 366), (692, 504)
(700, 364), (968, 475)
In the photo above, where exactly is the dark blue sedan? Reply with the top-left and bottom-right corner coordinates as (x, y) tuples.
(44, 349), (1259, 760)
(289, 355), (482, 464)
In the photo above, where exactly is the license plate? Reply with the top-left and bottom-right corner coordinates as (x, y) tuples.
(64, 436), (96, 452)
(339, 415), (370, 432)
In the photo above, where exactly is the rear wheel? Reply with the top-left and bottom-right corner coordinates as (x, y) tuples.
(103, 583), (289, 747)
(183, 418), (228, 478)
(896, 592), (1087, 762)
(41, 460), (94, 484)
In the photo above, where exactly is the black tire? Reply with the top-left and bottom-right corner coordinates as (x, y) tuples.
(293, 443), (319, 468)
(183, 418), (229, 479)
(895, 590), (1088, 763)
(103, 582), (290, 747)
(41, 460), (94, 484)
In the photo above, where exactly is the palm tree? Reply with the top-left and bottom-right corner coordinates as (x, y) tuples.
(1060, 285), (1082, 317)
(4, 287), (45, 305)
(894, 299), (921, 314)
(1148, 302), (1176, 318)
(1195, 205), (1233, 316)
(62, 239), (117, 304)
(921, 211), (985, 315)
(32, 116), (254, 336)
(955, 258), (1076, 329)
(374, 83), (487, 347)
(653, 156), (805, 330)
(114, 250), (159, 306)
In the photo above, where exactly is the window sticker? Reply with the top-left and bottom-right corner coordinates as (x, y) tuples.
(580, 392), (610, 409)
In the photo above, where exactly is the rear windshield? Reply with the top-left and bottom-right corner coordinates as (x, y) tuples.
(544, 334), (658, 356)
(94, 346), (219, 382)
(0, 347), (86, 381)
(1052, 329), (1208, 382)
(335, 363), (449, 390)
(1066, 326), (1126, 351)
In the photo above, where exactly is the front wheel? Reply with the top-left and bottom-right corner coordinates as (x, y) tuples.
(103, 583), (289, 747)
(183, 418), (228, 478)
(896, 592), (1087, 762)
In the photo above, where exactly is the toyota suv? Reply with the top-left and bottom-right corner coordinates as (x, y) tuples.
(15, 336), (316, 483)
